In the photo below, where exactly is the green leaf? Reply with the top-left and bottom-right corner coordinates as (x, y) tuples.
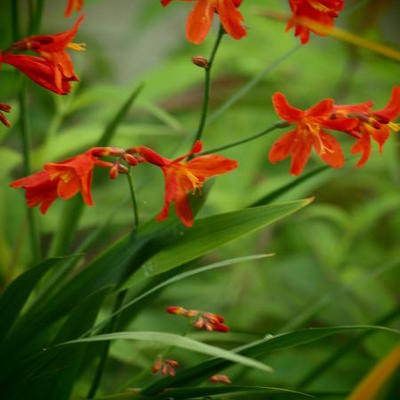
(138, 198), (313, 277)
(142, 325), (400, 395)
(2, 286), (111, 400)
(62, 331), (274, 374)
(91, 254), (273, 336)
(95, 386), (311, 399)
(0, 257), (63, 344)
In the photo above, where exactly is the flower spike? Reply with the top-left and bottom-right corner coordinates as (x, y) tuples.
(137, 140), (238, 227)
(161, 0), (246, 45)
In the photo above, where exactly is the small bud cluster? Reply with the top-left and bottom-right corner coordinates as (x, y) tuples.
(210, 374), (232, 384)
(167, 306), (229, 332)
(152, 355), (179, 377)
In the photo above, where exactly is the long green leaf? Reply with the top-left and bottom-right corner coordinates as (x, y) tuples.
(142, 325), (400, 395)
(0, 257), (63, 344)
(62, 331), (273, 374)
(138, 198), (312, 278)
(94, 386), (311, 400)
(87, 254), (273, 337)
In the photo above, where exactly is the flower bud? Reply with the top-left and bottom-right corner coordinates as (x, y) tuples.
(123, 153), (139, 166)
(192, 56), (209, 69)
(210, 374), (231, 384)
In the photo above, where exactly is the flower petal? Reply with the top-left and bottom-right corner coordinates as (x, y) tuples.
(268, 130), (297, 163)
(312, 130), (344, 168)
(186, 0), (215, 45)
(217, 0), (246, 40)
(307, 98), (334, 118)
(374, 86), (400, 122)
(272, 92), (303, 123)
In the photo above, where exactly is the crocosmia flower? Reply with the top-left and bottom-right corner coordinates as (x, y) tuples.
(334, 86), (400, 167)
(161, 0), (246, 45)
(65, 0), (84, 17)
(287, 0), (344, 44)
(0, 103), (11, 128)
(11, 15), (85, 92)
(167, 305), (229, 332)
(269, 92), (357, 176)
(137, 140), (238, 227)
(0, 52), (75, 95)
(10, 148), (115, 214)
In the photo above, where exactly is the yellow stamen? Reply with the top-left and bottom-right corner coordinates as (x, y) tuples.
(388, 121), (400, 133)
(67, 42), (86, 52)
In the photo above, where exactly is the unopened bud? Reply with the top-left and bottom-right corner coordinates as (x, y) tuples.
(210, 374), (231, 384)
(192, 56), (209, 69)
(109, 164), (119, 180)
(123, 153), (139, 166)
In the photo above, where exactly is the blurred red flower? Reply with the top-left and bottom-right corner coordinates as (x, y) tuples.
(210, 374), (232, 384)
(10, 148), (114, 214)
(65, 0), (84, 17)
(12, 15), (85, 92)
(287, 0), (344, 44)
(0, 103), (11, 128)
(152, 355), (179, 377)
(269, 92), (357, 176)
(1, 52), (75, 95)
(161, 0), (246, 45)
(137, 140), (238, 227)
(334, 86), (400, 167)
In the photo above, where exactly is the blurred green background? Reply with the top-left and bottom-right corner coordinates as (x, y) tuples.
(0, 0), (400, 398)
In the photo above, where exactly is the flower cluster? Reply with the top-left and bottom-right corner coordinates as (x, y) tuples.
(161, 0), (344, 45)
(167, 306), (229, 332)
(152, 355), (179, 377)
(10, 141), (238, 227)
(270, 87), (400, 175)
(0, 11), (85, 124)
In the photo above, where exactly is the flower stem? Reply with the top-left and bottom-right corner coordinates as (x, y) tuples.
(126, 168), (140, 227)
(199, 121), (289, 156)
(191, 24), (225, 146)
(12, 0), (41, 262)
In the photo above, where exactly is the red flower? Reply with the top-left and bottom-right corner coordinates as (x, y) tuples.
(0, 103), (11, 128)
(161, 0), (246, 45)
(0, 52), (75, 95)
(10, 148), (115, 214)
(334, 86), (400, 167)
(65, 0), (84, 17)
(137, 140), (238, 227)
(11, 15), (85, 92)
(287, 0), (344, 44)
(269, 92), (357, 176)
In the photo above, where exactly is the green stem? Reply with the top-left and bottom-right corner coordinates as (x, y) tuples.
(12, 0), (41, 262)
(126, 169), (140, 227)
(191, 24), (225, 146)
(199, 121), (289, 156)
(87, 290), (128, 399)
(32, 0), (45, 34)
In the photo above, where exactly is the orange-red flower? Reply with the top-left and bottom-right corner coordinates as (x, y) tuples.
(287, 0), (344, 44)
(161, 0), (246, 45)
(167, 306), (229, 332)
(269, 92), (357, 176)
(0, 103), (11, 128)
(136, 140), (238, 227)
(10, 148), (116, 214)
(65, 0), (84, 17)
(11, 15), (85, 92)
(0, 52), (75, 95)
(334, 86), (400, 167)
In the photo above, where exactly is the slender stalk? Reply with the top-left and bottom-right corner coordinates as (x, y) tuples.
(191, 24), (225, 146)
(126, 169), (140, 227)
(199, 121), (289, 156)
(87, 290), (128, 399)
(32, 0), (45, 34)
(87, 173), (139, 397)
(11, 0), (41, 262)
